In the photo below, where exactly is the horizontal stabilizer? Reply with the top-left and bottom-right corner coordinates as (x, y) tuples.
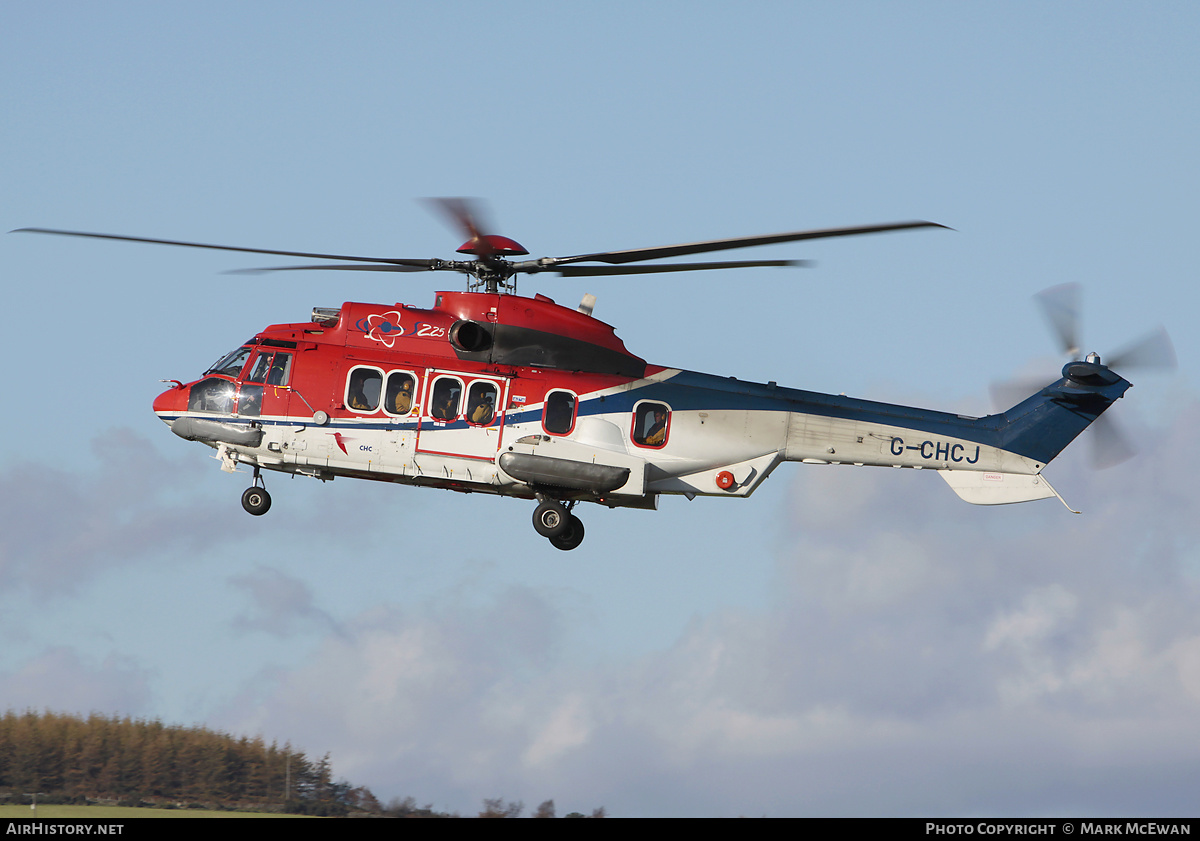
(938, 469), (1055, 505)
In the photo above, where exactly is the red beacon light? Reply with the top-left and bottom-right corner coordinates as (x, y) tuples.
(456, 234), (529, 257)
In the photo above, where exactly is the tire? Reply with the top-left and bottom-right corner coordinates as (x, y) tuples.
(532, 500), (569, 538)
(241, 486), (272, 516)
(548, 515), (585, 551)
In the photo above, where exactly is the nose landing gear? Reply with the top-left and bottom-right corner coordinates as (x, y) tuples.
(532, 496), (585, 550)
(241, 467), (272, 516)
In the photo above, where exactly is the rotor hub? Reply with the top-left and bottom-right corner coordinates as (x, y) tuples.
(456, 235), (529, 257)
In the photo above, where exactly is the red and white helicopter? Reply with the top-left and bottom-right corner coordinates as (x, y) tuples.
(16, 200), (1170, 549)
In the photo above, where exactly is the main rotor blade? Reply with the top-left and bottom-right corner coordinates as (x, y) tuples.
(423, 197), (496, 258)
(227, 262), (447, 275)
(540, 220), (948, 267)
(1034, 283), (1082, 358)
(13, 227), (433, 267)
(551, 259), (810, 277)
(1106, 326), (1176, 372)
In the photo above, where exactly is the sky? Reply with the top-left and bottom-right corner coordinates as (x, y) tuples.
(3, 0), (1199, 817)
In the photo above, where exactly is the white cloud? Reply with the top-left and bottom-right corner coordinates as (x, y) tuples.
(0, 647), (153, 715)
(0, 428), (254, 595)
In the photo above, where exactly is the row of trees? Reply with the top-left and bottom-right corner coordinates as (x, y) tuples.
(0, 710), (605, 817)
(0, 710), (353, 813)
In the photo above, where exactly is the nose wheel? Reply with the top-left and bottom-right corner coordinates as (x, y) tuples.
(532, 497), (585, 550)
(241, 468), (272, 516)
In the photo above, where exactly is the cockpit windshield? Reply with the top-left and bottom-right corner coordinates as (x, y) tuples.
(205, 344), (254, 378)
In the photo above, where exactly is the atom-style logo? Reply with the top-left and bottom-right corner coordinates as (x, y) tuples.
(355, 311), (405, 348)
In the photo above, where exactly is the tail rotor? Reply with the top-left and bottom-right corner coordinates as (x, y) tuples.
(993, 284), (1175, 468)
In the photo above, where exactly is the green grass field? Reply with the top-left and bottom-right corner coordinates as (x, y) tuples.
(0, 804), (305, 818)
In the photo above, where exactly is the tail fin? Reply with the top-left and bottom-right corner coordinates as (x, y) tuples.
(990, 359), (1131, 466)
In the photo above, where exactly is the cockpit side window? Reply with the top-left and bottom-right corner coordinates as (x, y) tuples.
(543, 390), (577, 435)
(246, 351), (293, 387)
(632, 401), (670, 448)
(346, 366), (383, 413)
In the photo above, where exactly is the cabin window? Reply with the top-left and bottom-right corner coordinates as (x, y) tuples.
(384, 371), (418, 417)
(543, 390), (577, 435)
(466, 381), (499, 426)
(188, 377), (236, 414)
(632, 401), (670, 448)
(430, 377), (463, 421)
(346, 366), (383, 413)
(205, 345), (254, 378)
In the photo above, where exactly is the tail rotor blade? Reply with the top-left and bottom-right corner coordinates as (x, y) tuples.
(1034, 283), (1082, 359)
(1106, 326), (1176, 372)
(989, 377), (1049, 413)
(1090, 412), (1137, 469)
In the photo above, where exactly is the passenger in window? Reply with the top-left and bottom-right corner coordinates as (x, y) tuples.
(432, 393), (456, 420)
(643, 408), (668, 446)
(348, 370), (381, 411)
(349, 386), (371, 410)
(633, 407), (672, 446)
(391, 376), (415, 414)
(469, 392), (495, 425)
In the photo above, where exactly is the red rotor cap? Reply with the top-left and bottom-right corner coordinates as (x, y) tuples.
(457, 234), (529, 256)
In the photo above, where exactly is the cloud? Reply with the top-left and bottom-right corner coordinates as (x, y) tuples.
(0, 428), (256, 595)
(210, 402), (1200, 816)
(0, 647), (153, 716)
(229, 566), (339, 637)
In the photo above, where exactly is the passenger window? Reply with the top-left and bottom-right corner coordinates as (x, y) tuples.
(384, 371), (418, 416)
(543, 391), (577, 435)
(188, 377), (236, 414)
(632, 401), (670, 448)
(466, 381), (499, 426)
(346, 367), (382, 412)
(430, 377), (462, 421)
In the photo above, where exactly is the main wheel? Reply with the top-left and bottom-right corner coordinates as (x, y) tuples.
(548, 515), (585, 551)
(241, 486), (272, 516)
(532, 500), (569, 537)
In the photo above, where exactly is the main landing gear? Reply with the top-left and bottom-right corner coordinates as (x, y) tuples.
(241, 467), (272, 516)
(532, 497), (585, 551)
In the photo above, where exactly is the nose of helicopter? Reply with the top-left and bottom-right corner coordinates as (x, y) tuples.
(153, 382), (188, 424)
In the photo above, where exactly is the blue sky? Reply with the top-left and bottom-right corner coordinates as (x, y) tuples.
(3, 1), (1200, 817)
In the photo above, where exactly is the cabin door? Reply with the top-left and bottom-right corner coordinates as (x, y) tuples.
(235, 348), (295, 420)
(416, 370), (508, 460)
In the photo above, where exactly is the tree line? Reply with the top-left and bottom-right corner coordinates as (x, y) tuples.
(0, 710), (603, 817)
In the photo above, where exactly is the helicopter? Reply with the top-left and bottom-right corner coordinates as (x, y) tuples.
(15, 200), (1170, 550)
